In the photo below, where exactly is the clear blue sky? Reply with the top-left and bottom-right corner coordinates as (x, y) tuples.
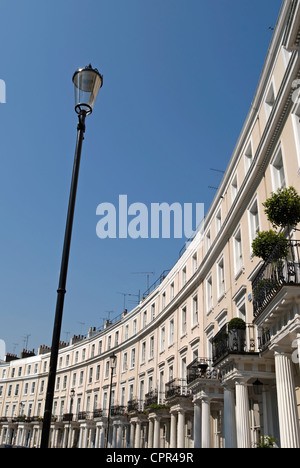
(0, 0), (283, 354)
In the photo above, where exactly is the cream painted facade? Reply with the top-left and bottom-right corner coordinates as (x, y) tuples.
(1, 0), (300, 449)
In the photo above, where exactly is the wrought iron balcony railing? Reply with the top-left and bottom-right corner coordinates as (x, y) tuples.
(165, 378), (188, 399)
(111, 405), (126, 416)
(252, 240), (300, 319)
(145, 390), (159, 407)
(212, 323), (257, 365)
(186, 358), (218, 384)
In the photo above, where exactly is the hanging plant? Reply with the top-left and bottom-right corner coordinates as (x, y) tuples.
(252, 230), (288, 262)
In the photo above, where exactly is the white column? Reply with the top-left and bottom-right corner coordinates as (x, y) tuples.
(112, 423), (118, 448)
(193, 401), (201, 449)
(274, 349), (300, 448)
(148, 418), (154, 448)
(117, 423), (123, 448)
(177, 410), (185, 448)
(235, 380), (251, 448)
(100, 423), (106, 448)
(223, 385), (237, 448)
(170, 412), (177, 448)
(201, 397), (211, 449)
(130, 422), (135, 448)
(153, 416), (160, 448)
(135, 420), (141, 448)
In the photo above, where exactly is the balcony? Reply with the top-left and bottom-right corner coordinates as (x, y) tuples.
(165, 378), (188, 400)
(252, 240), (300, 319)
(186, 358), (218, 384)
(111, 405), (126, 417)
(212, 322), (258, 365)
(145, 390), (158, 407)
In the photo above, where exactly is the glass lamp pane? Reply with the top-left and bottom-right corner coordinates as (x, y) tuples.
(73, 67), (103, 114)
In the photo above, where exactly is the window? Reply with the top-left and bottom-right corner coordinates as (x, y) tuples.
(217, 257), (225, 299)
(169, 318), (174, 346)
(149, 336), (154, 359)
(161, 292), (166, 310)
(206, 230), (211, 251)
(265, 80), (275, 121)
(170, 282), (175, 301)
(72, 373), (76, 387)
(192, 294), (198, 326)
(115, 331), (119, 347)
(88, 367), (93, 384)
(291, 101), (300, 169)
(130, 348), (136, 368)
(143, 310), (147, 327)
(248, 198), (260, 245)
(124, 325), (129, 341)
(182, 266), (187, 286)
(181, 306), (187, 336)
(122, 352), (128, 372)
(105, 360), (110, 379)
(63, 376), (67, 390)
(82, 348), (86, 360)
(132, 319), (137, 336)
(91, 345), (95, 358)
(96, 365), (100, 380)
(151, 303), (156, 321)
(216, 210), (221, 234)
(244, 140), (253, 173)
(160, 327), (165, 352)
(55, 378), (60, 392)
(206, 275), (213, 313)
(192, 253), (197, 274)
(231, 174), (238, 202)
(271, 145), (286, 190)
(98, 341), (103, 355)
(79, 371), (84, 386)
(233, 228), (243, 275)
(141, 341), (146, 363)
(107, 336), (111, 350)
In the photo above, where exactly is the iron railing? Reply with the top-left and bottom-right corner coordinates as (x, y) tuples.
(212, 323), (258, 365)
(186, 358), (218, 384)
(252, 240), (300, 318)
(165, 379), (188, 399)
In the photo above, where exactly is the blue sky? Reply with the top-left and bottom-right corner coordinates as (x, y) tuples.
(0, 0), (283, 354)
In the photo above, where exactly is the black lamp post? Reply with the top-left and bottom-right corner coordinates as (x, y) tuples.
(106, 353), (117, 448)
(40, 65), (103, 449)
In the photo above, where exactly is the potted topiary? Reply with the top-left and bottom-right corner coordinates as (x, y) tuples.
(252, 230), (288, 262)
(263, 186), (300, 233)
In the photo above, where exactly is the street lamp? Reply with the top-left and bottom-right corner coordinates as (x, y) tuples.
(106, 353), (117, 448)
(40, 65), (103, 449)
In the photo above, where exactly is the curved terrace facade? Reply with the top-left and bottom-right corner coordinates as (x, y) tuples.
(1, 0), (300, 449)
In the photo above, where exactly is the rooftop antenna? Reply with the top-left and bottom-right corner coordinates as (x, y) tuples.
(22, 334), (31, 350)
(131, 272), (155, 291)
(210, 168), (225, 174)
(77, 322), (85, 335)
(63, 331), (70, 343)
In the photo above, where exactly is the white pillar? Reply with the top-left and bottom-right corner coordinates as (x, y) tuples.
(274, 349), (300, 448)
(177, 410), (185, 448)
(153, 416), (160, 448)
(148, 418), (154, 448)
(130, 422), (135, 448)
(170, 412), (177, 448)
(117, 423), (123, 448)
(201, 397), (211, 449)
(193, 401), (201, 449)
(112, 423), (118, 448)
(223, 385), (237, 448)
(135, 420), (141, 448)
(235, 380), (251, 448)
